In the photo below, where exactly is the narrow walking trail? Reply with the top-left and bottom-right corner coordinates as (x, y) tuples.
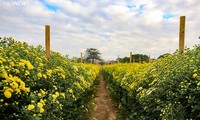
(90, 71), (116, 120)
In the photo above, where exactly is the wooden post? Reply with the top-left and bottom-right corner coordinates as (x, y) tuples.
(148, 55), (151, 63)
(130, 52), (132, 63)
(139, 56), (141, 63)
(45, 25), (50, 61)
(81, 52), (83, 63)
(179, 16), (186, 53)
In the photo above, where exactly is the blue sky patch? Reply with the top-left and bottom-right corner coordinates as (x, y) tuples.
(163, 13), (173, 20)
(139, 4), (146, 9)
(40, 0), (57, 12)
(135, 4), (146, 16)
(127, 5), (136, 9)
(99, 34), (111, 40)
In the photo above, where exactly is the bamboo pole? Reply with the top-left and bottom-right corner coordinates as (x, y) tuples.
(45, 25), (50, 61)
(130, 52), (132, 63)
(179, 16), (186, 53)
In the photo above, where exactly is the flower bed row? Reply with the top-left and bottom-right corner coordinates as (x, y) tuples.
(0, 37), (100, 120)
(103, 45), (200, 119)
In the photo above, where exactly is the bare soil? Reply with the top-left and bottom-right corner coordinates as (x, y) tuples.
(90, 71), (116, 120)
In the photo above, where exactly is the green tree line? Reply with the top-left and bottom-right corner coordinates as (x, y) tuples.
(117, 54), (150, 63)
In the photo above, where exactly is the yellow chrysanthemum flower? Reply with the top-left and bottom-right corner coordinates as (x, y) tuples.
(46, 70), (52, 76)
(12, 81), (19, 88)
(38, 93), (42, 97)
(37, 102), (43, 108)
(25, 71), (30, 76)
(0, 58), (6, 62)
(13, 76), (21, 82)
(2, 72), (8, 78)
(40, 89), (46, 95)
(60, 93), (65, 99)
(26, 61), (34, 70)
(23, 87), (30, 92)
(20, 81), (25, 89)
(40, 99), (45, 104)
(55, 92), (59, 96)
(52, 94), (57, 100)
(19, 62), (25, 67)
(39, 63), (44, 67)
(4, 90), (12, 98)
(14, 69), (20, 73)
(193, 73), (198, 78)
(37, 73), (42, 78)
(40, 108), (44, 113)
(5, 88), (14, 93)
(43, 74), (47, 79)
(61, 75), (65, 79)
(16, 88), (21, 93)
(27, 104), (35, 110)
(69, 89), (73, 93)
(9, 62), (14, 67)
(53, 85), (58, 90)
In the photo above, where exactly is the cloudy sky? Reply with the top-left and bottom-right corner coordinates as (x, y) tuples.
(0, 0), (199, 60)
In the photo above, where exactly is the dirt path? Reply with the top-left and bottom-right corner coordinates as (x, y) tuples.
(90, 71), (116, 120)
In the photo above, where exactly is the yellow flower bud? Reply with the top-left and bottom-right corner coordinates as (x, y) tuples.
(69, 89), (73, 93)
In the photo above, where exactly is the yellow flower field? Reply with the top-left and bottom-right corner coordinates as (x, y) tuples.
(103, 45), (200, 119)
(0, 37), (100, 119)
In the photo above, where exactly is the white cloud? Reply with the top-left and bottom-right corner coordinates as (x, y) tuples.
(0, 0), (199, 60)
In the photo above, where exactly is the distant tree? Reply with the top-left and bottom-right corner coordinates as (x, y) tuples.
(116, 57), (123, 63)
(157, 53), (171, 59)
(116, 57), (129, 63)
(132, 54), (149, 63)
(117, 54), (149, 63)
(84, 48), (101, 64)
